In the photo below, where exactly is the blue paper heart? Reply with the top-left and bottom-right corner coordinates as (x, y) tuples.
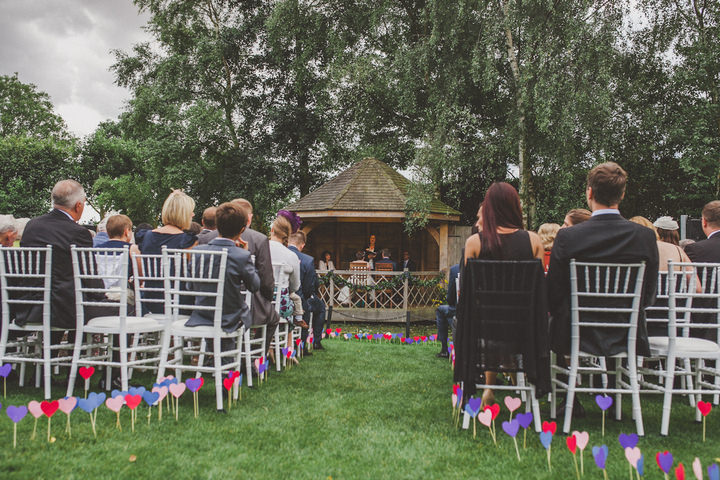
(128, 386), (146, 396)
(111, 389), (127, 398)
(455, 388), (463, 407)
(637, 455), (644, 476)
(618, 432), (638, 449)
(142, 391), (160, 406)
(592, 445), (609, 469)
(77, 398), (96, 413)
(516, 412), (533, 429)
(709, 463), (719, 480)
(539, 431), (553, 449)
(87, 392), (106, 409)
(502, 419), (520, 438)
(595, 395), (613, 411)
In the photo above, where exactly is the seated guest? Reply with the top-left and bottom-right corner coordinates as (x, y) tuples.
(537, 223), (560, 271)
(682, 201), (720, 263)
(93, 219), (109, 247)
(185, 202), (260, 333)
(288, 231), (326, 351)
(138, 190), (198, 314)
(435, 263), (459, 358)
(94, 214), (140, 292)
(318, 251), (335, 271)
(679, 239), (695, 250)
(561, 208), (591, 228)
(463, 182), (545, 406)
(186, 221), (202, 236)
(653, 216), (680, 246)
(197, 206), (218, 245)
(630, 216), (692, 270)
(399, 251), (416, 271)
(547, 163), (658, 357)
(133, 222), (153, 246)
(375, 249), (397, 271)
(0, 222), (18, 247)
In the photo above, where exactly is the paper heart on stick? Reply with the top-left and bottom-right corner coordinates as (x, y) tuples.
(657, 451), (674, 474)
(676, 462), (686, 480)
(539, 431), (553, 450)
(542, 420), (557, 435)
(595, 395), (613, 411)
(572, 431), (589, 450)
(105, 396), (124, 413)
(6, 405), (27, 423)
(516, 412), (533, 429)
(625, 447), (642, 468)
(142, 391), (160, 406)
(77, 398), (96, 413)
(0, 363), (11, 377)
(502, 419), (520, 438)
(484, 403), (500, 420)
(88, 392), (106, 408)
(709, 463), (720, 480)
(169, 383), (186, 398)
(186, 378), (203, 393)
(28, 401), (43, 419)
(698, 401), (712, 417)
(152, 386), (168, 401)
(125, 394), (142, 410)
(466, 397), (483, 417)
(128, 386), (146, 396)
(111, 389), (128, 399)
(40, 400), (59, 418)
(78, 366), (95, 380)
(693, 458), (702, 480)
(477, 409), (493, 427)
(58, 397), (77, 415)
(504, 396), (522, 413)
(451, 394), (457, 409)
(223, 378), (234, 391)
(566, 434), (577, 454)
(592, 445), (608, 469)
(619, 432), (639, 449)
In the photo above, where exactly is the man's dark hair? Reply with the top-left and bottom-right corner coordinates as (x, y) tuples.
(702, 200), (720, 229)
(587, 162), (627, 207)
(289, 231), (306, 245)
(202, 206), (217, 229)
(216, 202), (248, 239)
(382, 248), (391, 258)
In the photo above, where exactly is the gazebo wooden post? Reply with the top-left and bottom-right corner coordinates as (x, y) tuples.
(327, 275), (335, 329)
(403, 273), (410, 337)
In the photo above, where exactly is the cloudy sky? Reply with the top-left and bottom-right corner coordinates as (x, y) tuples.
(0, 0), (152, 137)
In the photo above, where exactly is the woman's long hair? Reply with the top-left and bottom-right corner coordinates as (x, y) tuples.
(480, 182), (523, 258)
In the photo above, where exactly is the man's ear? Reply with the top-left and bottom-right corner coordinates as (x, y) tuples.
(702, 217), (708, 228)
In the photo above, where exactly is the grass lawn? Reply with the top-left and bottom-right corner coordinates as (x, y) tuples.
(0, 331), (718, 479)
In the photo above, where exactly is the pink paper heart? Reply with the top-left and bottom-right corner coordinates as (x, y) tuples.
(693, 457), (702, 480)
(625, 447), (641, 468)
(105, 396), (124, 413)
(478, 409), (493, 427)
(572, 430), (589, 450)
(28, 400), (43, 419)
(58, 397), (77, 415)
(451, 393), (457, 408)
(504, 396), (522, 412)
(169, 382), (186, 399)
(152, 386), (168, 401)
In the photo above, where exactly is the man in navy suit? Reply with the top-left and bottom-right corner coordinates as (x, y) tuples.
(185, 202), (260, 332)
(288, 231), (326, 351)
(685, 201), (720, 263)
(374, 249), (397, 271)
(435, 263), (459, 358)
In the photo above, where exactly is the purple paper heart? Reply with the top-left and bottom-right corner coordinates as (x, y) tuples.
(502, 419), (520, 438)
(455, 388), (463, 407)
(467, 397), (483, 417)
(6, 405), (27, 423)
(0, 363), (11, 378)
(657, 451), (673, 474)
(592, 445), (609, 469)
(709, 463), (719, 480)
(595, 395), (613, 411)
(618, 432), (638, 449)
(281, 348), (288, 356)
(516, 412), (533, 429)
(186, 378), (202, 393)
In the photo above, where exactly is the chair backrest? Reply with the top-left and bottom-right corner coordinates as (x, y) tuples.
(375, 262), (394, 272)
(271, 262), (291, 315)
(667, 261), (720, 341)
(162, 247), (228, 330)
(131, 252), (166, 316)
(70, 246), (130, 326)
(569, 260), (646, 357)
(0, 246), (52, 327)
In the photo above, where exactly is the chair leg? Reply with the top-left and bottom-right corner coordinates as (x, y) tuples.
(213, 336), (223, 411)
(66, 330), (84, 398)
(119, 333), (129, 392)
(233, 333), (242, 401)
(660, 354), (677, 436)
(274, 327), (282, 372)
(127, 333), (141, 379)
(156, 327), (172, 384)
(531, 385), (542, 432)
(243, 329), (253, 388)
(615, 362), (622, 421)
(714, 361), (720, 406)
(562, 362), (579, 434)
(173, 336), (182, 380)
(43, 330), (52, 400)
(685, 358), (696, 407)
(550, 353), (558, 420)
(695, 360), (703, 423)
(197, 338), (207, 375)
(628, 360), (644, 436)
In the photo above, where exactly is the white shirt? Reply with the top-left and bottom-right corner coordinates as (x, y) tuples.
(708, 230), (720, 239)
(591, 208), (620, 217)
(268, 240), (301, 293)
(55, 208), (75, 222)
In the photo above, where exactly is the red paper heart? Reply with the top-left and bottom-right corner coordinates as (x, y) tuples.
(566, 434), (577, 454)
(484, 403), (500, 420)
(335, 328), (341, 333)
(41, 400), (59, 418)
(698, 401), (712, 417)
(125, 394), (142, 410)
(198, 377), (204, 389)
(232, 371), (240, 380)
(383, 334), (391, 340)
(78, 366), (95, 380)
(421, 335), (427, 341)
(676, 462), (685, 480)
(542, 420), (557, 435)
(223, 378), (234, 391)
(413, 336), (420, 342)
(295, 338), (301, 346)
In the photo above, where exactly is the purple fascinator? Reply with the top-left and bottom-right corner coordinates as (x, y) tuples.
(277, 210), (303, 233)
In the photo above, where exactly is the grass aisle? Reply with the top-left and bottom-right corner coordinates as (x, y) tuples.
(0, 338), (719, 479)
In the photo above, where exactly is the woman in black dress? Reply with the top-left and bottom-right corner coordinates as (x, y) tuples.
(464, 182), (544, 406)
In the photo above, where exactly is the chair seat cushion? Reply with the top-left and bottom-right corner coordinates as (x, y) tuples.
(145, 313), (189, 323)
(649, 336), (720, 357)
(167, 319), (241, 339)
(85, 316), (164, 333)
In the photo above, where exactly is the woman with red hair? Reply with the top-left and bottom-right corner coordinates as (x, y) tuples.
(464, 182), (544, 406)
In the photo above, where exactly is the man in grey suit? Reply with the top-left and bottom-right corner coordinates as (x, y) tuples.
(197, 206), (219, 245)
(233, 198), (279, 354)
(185, 202), (260, 332)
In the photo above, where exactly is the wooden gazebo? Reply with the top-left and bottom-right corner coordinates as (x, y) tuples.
(287, 157), (461, 272)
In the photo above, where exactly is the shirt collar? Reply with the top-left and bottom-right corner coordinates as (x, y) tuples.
(54, 208), (75, 222)
(708, 230), (720, 239)
(209, 237), (235, 246)
(592, 208), (620, 217)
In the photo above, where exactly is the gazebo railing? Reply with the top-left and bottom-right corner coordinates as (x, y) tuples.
(317, 270), (445, 310)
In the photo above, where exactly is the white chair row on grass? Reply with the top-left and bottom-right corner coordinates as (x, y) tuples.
(0, 246), (302, 410)
(461, 259), (720, 436)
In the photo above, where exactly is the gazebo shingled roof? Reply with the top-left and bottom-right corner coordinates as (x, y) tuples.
(287, 157), (461, 219)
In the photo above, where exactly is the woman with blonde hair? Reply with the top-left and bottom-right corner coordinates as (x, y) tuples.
(537, 223), (560, 271)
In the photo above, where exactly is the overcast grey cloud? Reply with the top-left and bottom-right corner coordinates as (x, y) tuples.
(0, 0), (152, 136)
